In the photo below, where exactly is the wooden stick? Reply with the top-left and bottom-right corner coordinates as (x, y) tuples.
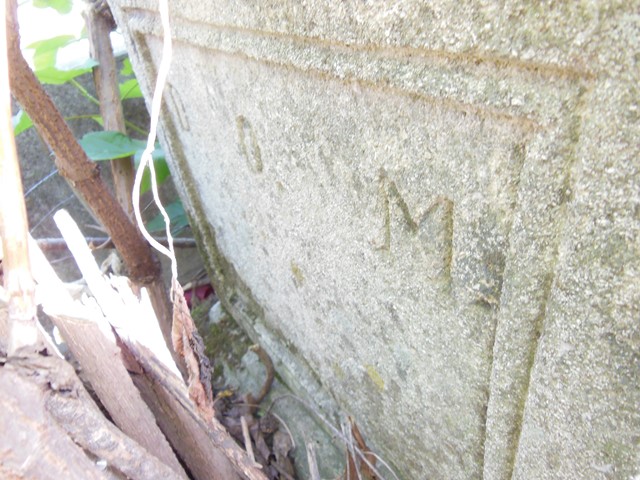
(84, 1), (136, 219)
(35, 236), (197, 252)
(306, 440), (321, 480)
(0, 0), (40, 355)
(241, 415), (256, 465)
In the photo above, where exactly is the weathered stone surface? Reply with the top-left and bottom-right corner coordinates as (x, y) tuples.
(206, 302), (345, 479)
(108, 1), (640, 478)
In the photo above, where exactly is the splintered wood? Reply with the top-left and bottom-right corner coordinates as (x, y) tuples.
(171, 278), (215, 417)
(45, 209), (266, 479)
(0, 355), (182, 480)
(2, 208), (268, 479)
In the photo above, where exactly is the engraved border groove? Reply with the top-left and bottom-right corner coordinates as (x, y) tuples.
(121, 5), (595, 81)
(122, 8), (591, 130)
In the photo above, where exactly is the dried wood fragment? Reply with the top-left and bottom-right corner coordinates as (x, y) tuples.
(242, 415), (256, 464)
(50, 312), (188, 477)
(50, 210), (266, 480)
(28, 228), (186, 477)
(127, 342), (269, 480)
(306, 440), (321, 480)
(0, 354), (183, 480)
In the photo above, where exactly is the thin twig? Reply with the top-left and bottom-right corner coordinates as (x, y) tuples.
(306, 439), (321, 480)
(268, 394), (400, 480)
(343, 419), (362, 480)
(85, 3), (136, 219)
(35, 236), (197, 251)
(240, 415), (255, 464)
(246, 345), (275, 410)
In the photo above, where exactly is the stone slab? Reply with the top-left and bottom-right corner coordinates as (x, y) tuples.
(108, 1), (640, 478)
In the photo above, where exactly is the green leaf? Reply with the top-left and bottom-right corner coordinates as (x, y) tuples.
(146, 201), (188, 233)
(33, 0), (73, 15)
(28, 34), (98, 85)
(134, 148), (170, 194)
(119, 78), (142, 100)
(34, 63), (96, 85)
(80, 131), (147, 161)
(90, 115), (104, 127)
(28, 35), (75, 71)
(120, 57), (134, 76)
(12, 110), (33, 136)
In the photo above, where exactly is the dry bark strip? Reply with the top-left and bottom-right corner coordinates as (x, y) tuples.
(0, 354), (183, 480)
(171, 279), (214, 413)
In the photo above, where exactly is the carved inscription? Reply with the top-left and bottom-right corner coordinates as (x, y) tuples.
(376, 168), (453, 283)
(236, 115), (263, 173)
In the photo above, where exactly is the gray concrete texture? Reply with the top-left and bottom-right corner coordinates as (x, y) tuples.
(108, 1), (639, 478)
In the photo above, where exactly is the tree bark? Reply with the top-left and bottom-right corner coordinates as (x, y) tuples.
(85, 1), (136, 219)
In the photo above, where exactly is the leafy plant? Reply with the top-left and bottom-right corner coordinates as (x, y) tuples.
(146, 200), (189, 234)
(80, 131), (171, 195)
(29, 34), (98, 84)
(14, 0), (186, 229)
(33, 0), (73, 14)
(12, 29), (146, 136)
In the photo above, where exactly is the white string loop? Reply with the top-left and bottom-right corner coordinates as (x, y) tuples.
(132, 0), (177, 282)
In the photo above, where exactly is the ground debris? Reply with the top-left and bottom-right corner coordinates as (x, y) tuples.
(214, 345), (297, 479)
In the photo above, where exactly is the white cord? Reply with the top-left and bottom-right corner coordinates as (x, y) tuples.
(132, 0), (177, 282)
